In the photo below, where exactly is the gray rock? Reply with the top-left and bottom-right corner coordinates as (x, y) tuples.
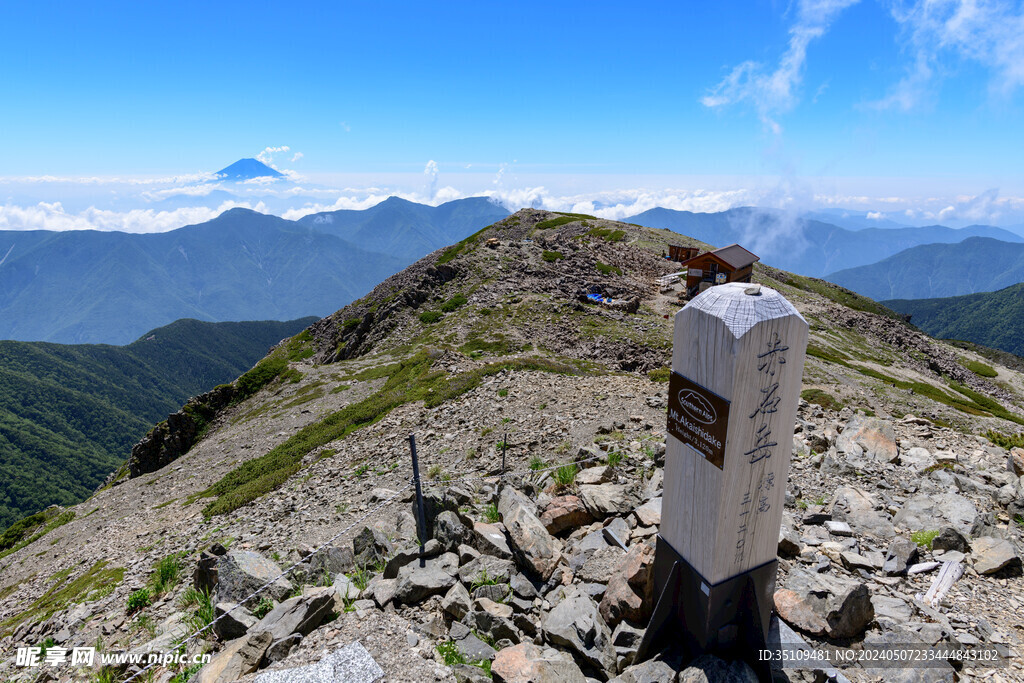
(215, 550), (293, 606)
(473, 582), (512, 603)
(510, 572), (540, 599)
(836, 414), (898, 463)
(250, 587), (335, 663)
(254, 640), (384, 683)
(491, 642), (587, 683)
(830, 487), (895, 539)
(824, 520), (853, 536)
(452, 663), (494, 683)
(435, 510), (471, 552)
(871, 594), (914, 622)
(473, 522), (513, 559)
(576, 546), (626, 584)
(499, 487), (563, 580)
(459, 555), (517, 584)
(352, 526), (393, 567)
(893, 493), (978, 539)
(577, 465), (614, 485)
(393, 563), (456, 605)
(883, 537), (919, 575)
(611, 658), (679, 683)
(463, 608), (520, 644)
(539, 495), (594, 535)
(213, 602), (258, 641)
(972, 536), (1022, 575)
(308, 545), (354, 579)
(931, 526), (970, 553)
(442, 582), (472, 620)
(779, 568), (874, 639)
(197, 630), (273, 683)
(450, 621), (497, 662)
(541, 586), (616, 672)
(679, 654), (758, 683)
(365, 576), (397, 608)
(579, 483), (633, 518)
(633, 498), (662, 528)
(611, 621), (645, 672)
(194, 550), (219, 594)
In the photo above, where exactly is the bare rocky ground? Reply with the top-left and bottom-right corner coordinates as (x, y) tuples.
(0, 210), (1022, 682)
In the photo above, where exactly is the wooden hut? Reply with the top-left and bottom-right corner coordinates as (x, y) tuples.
(667, 244), (700, 262)
(680, 244), (759, 296)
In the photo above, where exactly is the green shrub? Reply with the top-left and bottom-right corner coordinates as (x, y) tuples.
(535, 216), (577, 230)
(553, 464), (578, 491)
(252, 597), (275, 619)
(961, 358), (997, 378)
(587, 227), (626, 242)
(647, 366), (671, 383)
(127, 588), (151, 614)
(0, 512), (46, 551)
(801, 389), (844, 412)
(419, 311), (443, 324)
(542, 250), (564, 262)
(235, 356), (289, 402)
(182, 588), (214, 637)
(595, 261), (622, 275)
(151, 555), (181, 596)
(984, 430), (1024, 449)
(437, 640), (466, 666)
(529, 455), (545, 471)
(439, 294), (468, 312)
(497, 388), (509, 397)
(911, 530), (940, 548)
(483, 503), (500, 524)
(606, 451), (624, 467)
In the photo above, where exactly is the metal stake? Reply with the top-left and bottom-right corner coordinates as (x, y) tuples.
(409, 434), (427, 567)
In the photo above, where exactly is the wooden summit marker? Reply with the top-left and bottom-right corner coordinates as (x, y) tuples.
(638, 281), (807, 673)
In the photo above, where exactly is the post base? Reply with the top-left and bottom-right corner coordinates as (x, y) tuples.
(635, 535), (777, 681)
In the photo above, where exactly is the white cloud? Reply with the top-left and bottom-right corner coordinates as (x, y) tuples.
(424, 160), (439, 198)
(291, 152), (304, 163)
(0, 200), (266, 233)
(877, 0), (1024, 109)
(701, 0), (861, 132)
(867, 211), (886, 220)
(256, 146), (291, 169)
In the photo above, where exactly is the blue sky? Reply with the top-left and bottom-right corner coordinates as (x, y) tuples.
(1, 0), (1023, 229)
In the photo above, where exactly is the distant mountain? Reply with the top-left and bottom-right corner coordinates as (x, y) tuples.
(884, 283), (1024, 358)
(0, 198), (508, 345)
(214, 158), (284, 181)
(826, 237), (1024, 300)
(801, 209), (910, 231)
(299, 196), (510, 261)
(0, 209), (404, 344)
(626, 207), (1023, 277)
(0, 316), (315, 529)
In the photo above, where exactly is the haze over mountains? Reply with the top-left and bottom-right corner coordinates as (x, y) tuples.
(625, 207), (1023, 278)
(0, 197), (509, 345)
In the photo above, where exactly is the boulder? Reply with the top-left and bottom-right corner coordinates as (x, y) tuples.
(253, 640), (384, 683)
(442, 582), (472, 620)
(458, 555), (517, 585)
(450, 621), (497, 663)
(633, 498), (662, 528)
(829, 487), (895, 539)
(352, 526), (393, 567)
(365, 576), (397, 608)
(836, 414), (898, 463)
(893, 493), (978, 538)
(196, 630), (272, 683)
(599, 540), (655, 629)
(1010, 448), (1024, 477)
(194, 550), (220, 594)
(213, 602), (258, 641)
(883, 537), (919, 575)
(611, 658), (679, 683)
(577, 465), (615, 486)
(473, 522), (513, 559)
(541, 586), (616, 672)
(779, 568), (874, 639)
(308, 545), (354, 579)
(215, 550), (293, 606)
(498, 487), (563, 581)
(610, 621), (645, 672)
(931, 526), (970, 553)
(972, 537), (1022, 575)
(579, 483), (632, 518)
(250, 587), (335, 663)
(491, 642), (587, 683)
(463, 608), (520, 644)
(576, 546), (626, 584)
(539, 496), (593, 535)
(393, 563), (456, 605)
(435, 510), (471, 552)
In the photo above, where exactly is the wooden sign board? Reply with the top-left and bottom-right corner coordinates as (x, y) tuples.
(661, 282), (808, 585)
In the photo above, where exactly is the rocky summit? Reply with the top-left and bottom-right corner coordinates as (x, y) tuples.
(1, 209), (1023, 682)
